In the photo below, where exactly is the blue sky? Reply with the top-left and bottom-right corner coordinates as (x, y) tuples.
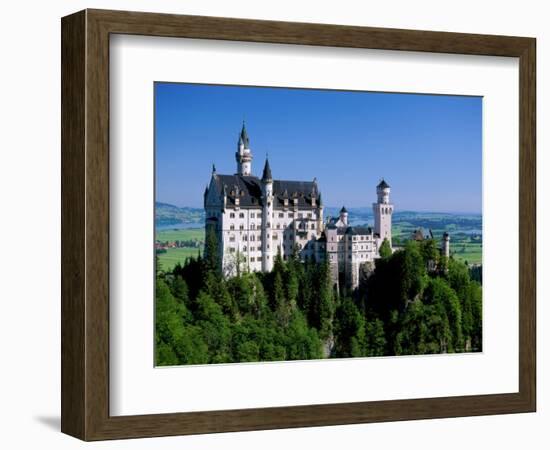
(155, 83), (482, 213)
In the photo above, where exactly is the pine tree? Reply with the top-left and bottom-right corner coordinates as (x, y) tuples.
(378, 238), (392, 259)
(203, 225), (220, 277)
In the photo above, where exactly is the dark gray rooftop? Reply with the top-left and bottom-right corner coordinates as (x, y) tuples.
(377, 179), (390, 189)
(209, 174), (320, 209)
(346, 226), (373, 236)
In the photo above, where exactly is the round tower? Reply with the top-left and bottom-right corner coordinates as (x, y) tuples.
(235, 122), (253, 176)
(261, 158), (273, 272)
(373, 179), (394, 246)
(442, 231), (450, 259)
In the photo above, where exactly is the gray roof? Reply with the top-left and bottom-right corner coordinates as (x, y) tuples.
(377, 179), (390, 189)
(238, 123), (250, 147)
(262, 159), (272, 181)
(210, 174), (320, 209)
(346, 226), (372, 236)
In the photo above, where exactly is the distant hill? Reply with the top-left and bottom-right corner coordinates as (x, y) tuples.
(155, 202), (204, 227)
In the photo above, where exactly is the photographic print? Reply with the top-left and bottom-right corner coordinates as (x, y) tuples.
(154, 83), (482, 366)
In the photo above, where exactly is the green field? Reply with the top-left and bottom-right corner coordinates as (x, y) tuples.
(157, 247), (201, 271)
(156, 228), (204, 271)
(451, 242), (482, 265)
(156, 228), (204, 242)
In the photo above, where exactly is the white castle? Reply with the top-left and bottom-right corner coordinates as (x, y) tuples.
(204, 124), (394, 290)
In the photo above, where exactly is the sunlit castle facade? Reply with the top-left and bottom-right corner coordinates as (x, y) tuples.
(203, 124), (394, 289)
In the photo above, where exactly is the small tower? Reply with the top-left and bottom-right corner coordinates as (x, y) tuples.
(339, 206), (348, 227)
(235, 122), (253, 176)
(442, 231), (450, 259)
(373, 179), (394, 246)
(261, 157), (274, 272)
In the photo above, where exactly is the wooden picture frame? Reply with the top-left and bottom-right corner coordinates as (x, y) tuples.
(61, 9), (536, 441)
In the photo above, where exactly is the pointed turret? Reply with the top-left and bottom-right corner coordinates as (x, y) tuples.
(262, 157), (272, 183)
(377, 179), (390, 189)
(235, 122), (253, 176)
(260, 156), (274, 272)
(238, 121), (250, 148)
(339, 206), (348, 226)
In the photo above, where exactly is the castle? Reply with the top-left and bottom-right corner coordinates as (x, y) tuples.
(204, 124), (394, 290)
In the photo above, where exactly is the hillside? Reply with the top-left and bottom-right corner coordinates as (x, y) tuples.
(155, 202), (204, 227)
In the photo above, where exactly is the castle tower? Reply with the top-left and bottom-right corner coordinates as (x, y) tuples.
(373, 179), (394, 246)
(339, 206), (348, 227)
(317, 191), (324, 233)
(235, 122), (253, 176)
(442, 231), (450, 259)
(261, 158), (274, 272)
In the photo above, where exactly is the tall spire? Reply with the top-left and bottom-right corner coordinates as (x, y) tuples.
(235, 122), (253, 176)
(239, 121), (250, 148)
(262, 157), (272, 182)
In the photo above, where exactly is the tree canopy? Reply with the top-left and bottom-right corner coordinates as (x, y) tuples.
(156, 237), (482, 366)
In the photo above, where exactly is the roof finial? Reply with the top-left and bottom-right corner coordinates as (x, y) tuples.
(212, 163), (216, 174)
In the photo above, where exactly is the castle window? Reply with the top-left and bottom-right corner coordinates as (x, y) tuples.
(230, 225), (235, 230)
(229, 247), (235, 253)
(250, 235), (255, 241)
(308, 213), (312, 218)
(250, 257), (255, 262)
(251, 223), (255, 230)
(273, 234), (278, 240)
(229, 236), (235, 242)
(278, 212), (284, 218)
(230, 212), (235, 218)
(288, 212), (294, 218)
(298, 213), (303, 218)
(243, 235), (248, 241)
(250, 213), (255, 218)
(276, 223), (280, 229)
(239, 212), (244, 218)
(311, 224), (315, 229)
(243, 246), (247, 251)
(239, 224), (244, 230)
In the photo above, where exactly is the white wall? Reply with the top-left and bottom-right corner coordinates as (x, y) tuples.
(0, 0), (547, 448)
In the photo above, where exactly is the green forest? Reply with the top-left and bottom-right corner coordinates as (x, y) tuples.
(155, 230), (482, 366)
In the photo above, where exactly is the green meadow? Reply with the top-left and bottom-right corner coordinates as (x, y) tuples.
(156, 228), (204, 271)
